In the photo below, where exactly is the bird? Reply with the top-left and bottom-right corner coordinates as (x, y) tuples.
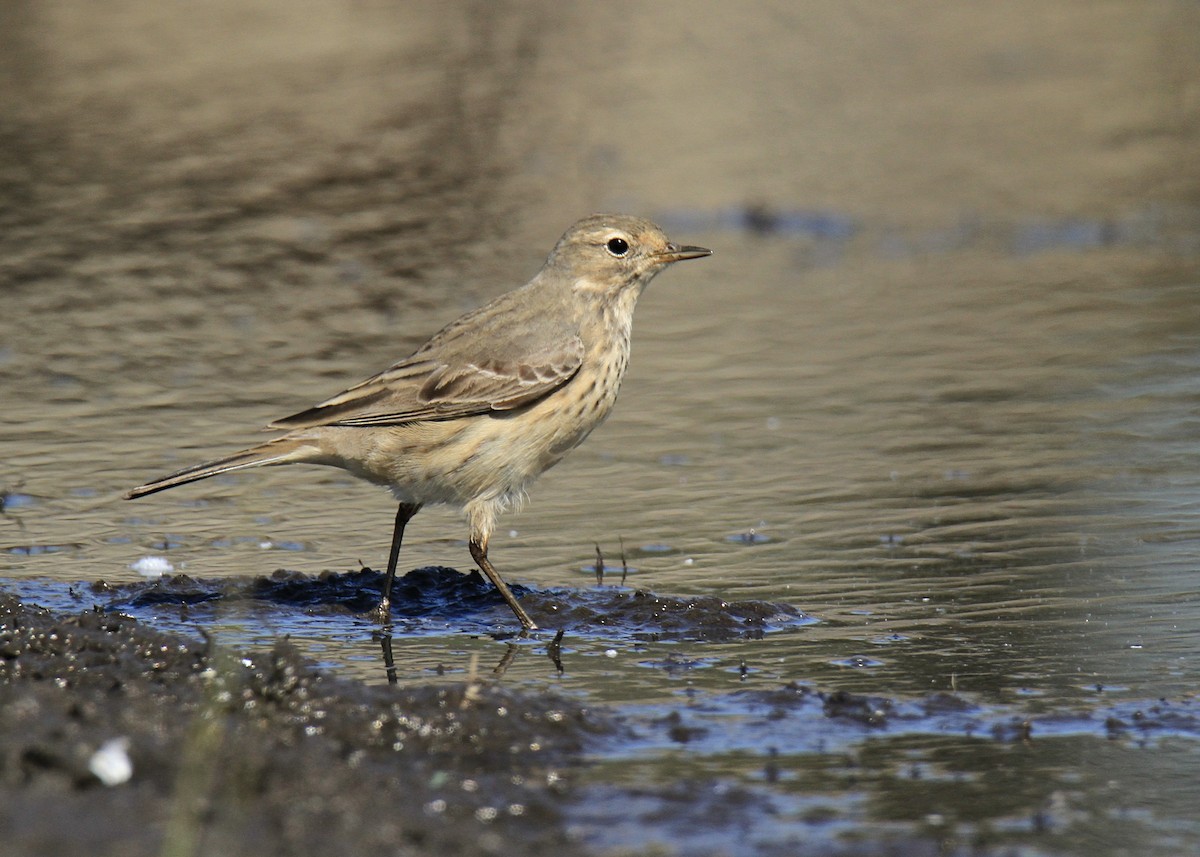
(125, 214), (711, 631)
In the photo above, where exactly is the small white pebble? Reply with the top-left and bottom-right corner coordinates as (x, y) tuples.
(604, 649), (618, 658)
(130, 556), (173, 577)
(88, 738), (133, 786)
(683, 557), (695, 566)
(258, 540), (274, 549)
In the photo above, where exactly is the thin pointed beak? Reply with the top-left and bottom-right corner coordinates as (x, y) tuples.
(657, 243), (712, 263)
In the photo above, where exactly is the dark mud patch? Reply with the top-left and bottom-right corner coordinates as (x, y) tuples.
(534, 583), (812, 641)
(620, 683), (1200, 758)
(0, 592), (614, 857)
(570, 778), (954, 857)
(96, 566), (811, 642)
(572, 686), (1200, 856)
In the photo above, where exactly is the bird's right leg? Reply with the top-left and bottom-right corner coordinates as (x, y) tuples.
(369, 502), (422, 623)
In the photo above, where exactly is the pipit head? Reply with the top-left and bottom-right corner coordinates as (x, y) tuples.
(544, 214), (712, 298)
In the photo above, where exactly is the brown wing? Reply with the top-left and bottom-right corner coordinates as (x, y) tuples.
(268, 337), (584, 430)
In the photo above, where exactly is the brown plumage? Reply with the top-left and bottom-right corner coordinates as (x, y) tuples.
(126, 214), (711, 630)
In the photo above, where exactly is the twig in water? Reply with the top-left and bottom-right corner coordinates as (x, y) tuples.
(461, 652), (482, 708)
(547, 628), (565, 675)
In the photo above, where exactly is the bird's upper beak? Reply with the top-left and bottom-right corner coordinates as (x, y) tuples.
(656, 243), (712, 263)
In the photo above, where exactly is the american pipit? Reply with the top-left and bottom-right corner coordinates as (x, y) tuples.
(126, 214), (711, 631)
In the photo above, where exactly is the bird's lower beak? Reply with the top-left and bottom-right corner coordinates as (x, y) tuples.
(657, 243), (712, 263)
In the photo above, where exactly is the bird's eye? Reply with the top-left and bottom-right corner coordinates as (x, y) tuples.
(605, 236), (630, 257)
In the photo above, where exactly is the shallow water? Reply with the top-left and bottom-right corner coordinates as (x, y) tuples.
(3, 3), (1200, 855)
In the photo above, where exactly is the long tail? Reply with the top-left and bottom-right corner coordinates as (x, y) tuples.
(124, 437), (313, 500)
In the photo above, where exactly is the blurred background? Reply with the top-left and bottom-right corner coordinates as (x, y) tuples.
(2, 2), (1199, 853)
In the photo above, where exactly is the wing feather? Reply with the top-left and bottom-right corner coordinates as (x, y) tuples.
(268, 337), (584, 430)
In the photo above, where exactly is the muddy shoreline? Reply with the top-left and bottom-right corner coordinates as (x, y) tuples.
(0, 589), (610, 857)
(5, 574), (1197, 856)
(0, 566), (811, 857)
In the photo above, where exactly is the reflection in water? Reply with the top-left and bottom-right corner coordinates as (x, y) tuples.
(376, 632), (528, 687)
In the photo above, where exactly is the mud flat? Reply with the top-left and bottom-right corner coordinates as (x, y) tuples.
(0, 590), (609, 857)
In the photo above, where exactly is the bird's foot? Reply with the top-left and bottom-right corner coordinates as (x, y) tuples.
(367, 598), (392, 624)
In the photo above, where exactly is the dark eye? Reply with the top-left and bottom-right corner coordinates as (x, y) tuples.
(605, 236), (630, 256)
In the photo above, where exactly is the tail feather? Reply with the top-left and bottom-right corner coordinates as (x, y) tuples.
(124, 437), (310, 500)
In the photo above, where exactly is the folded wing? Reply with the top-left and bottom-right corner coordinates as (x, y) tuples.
(268, 337), (584, 429)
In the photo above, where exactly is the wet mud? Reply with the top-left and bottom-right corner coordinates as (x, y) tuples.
(6, 585), (1197, 857)
(577, 687), (1200, 856)
(0, 591), (608, 857)
(100, 566), (810, 642)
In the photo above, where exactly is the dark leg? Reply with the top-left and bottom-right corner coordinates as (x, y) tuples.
(379, 631), (398, 685)
(369, 502), (421, 624)
(492, 643), (520, 677)
(468, 536), (538, 631)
